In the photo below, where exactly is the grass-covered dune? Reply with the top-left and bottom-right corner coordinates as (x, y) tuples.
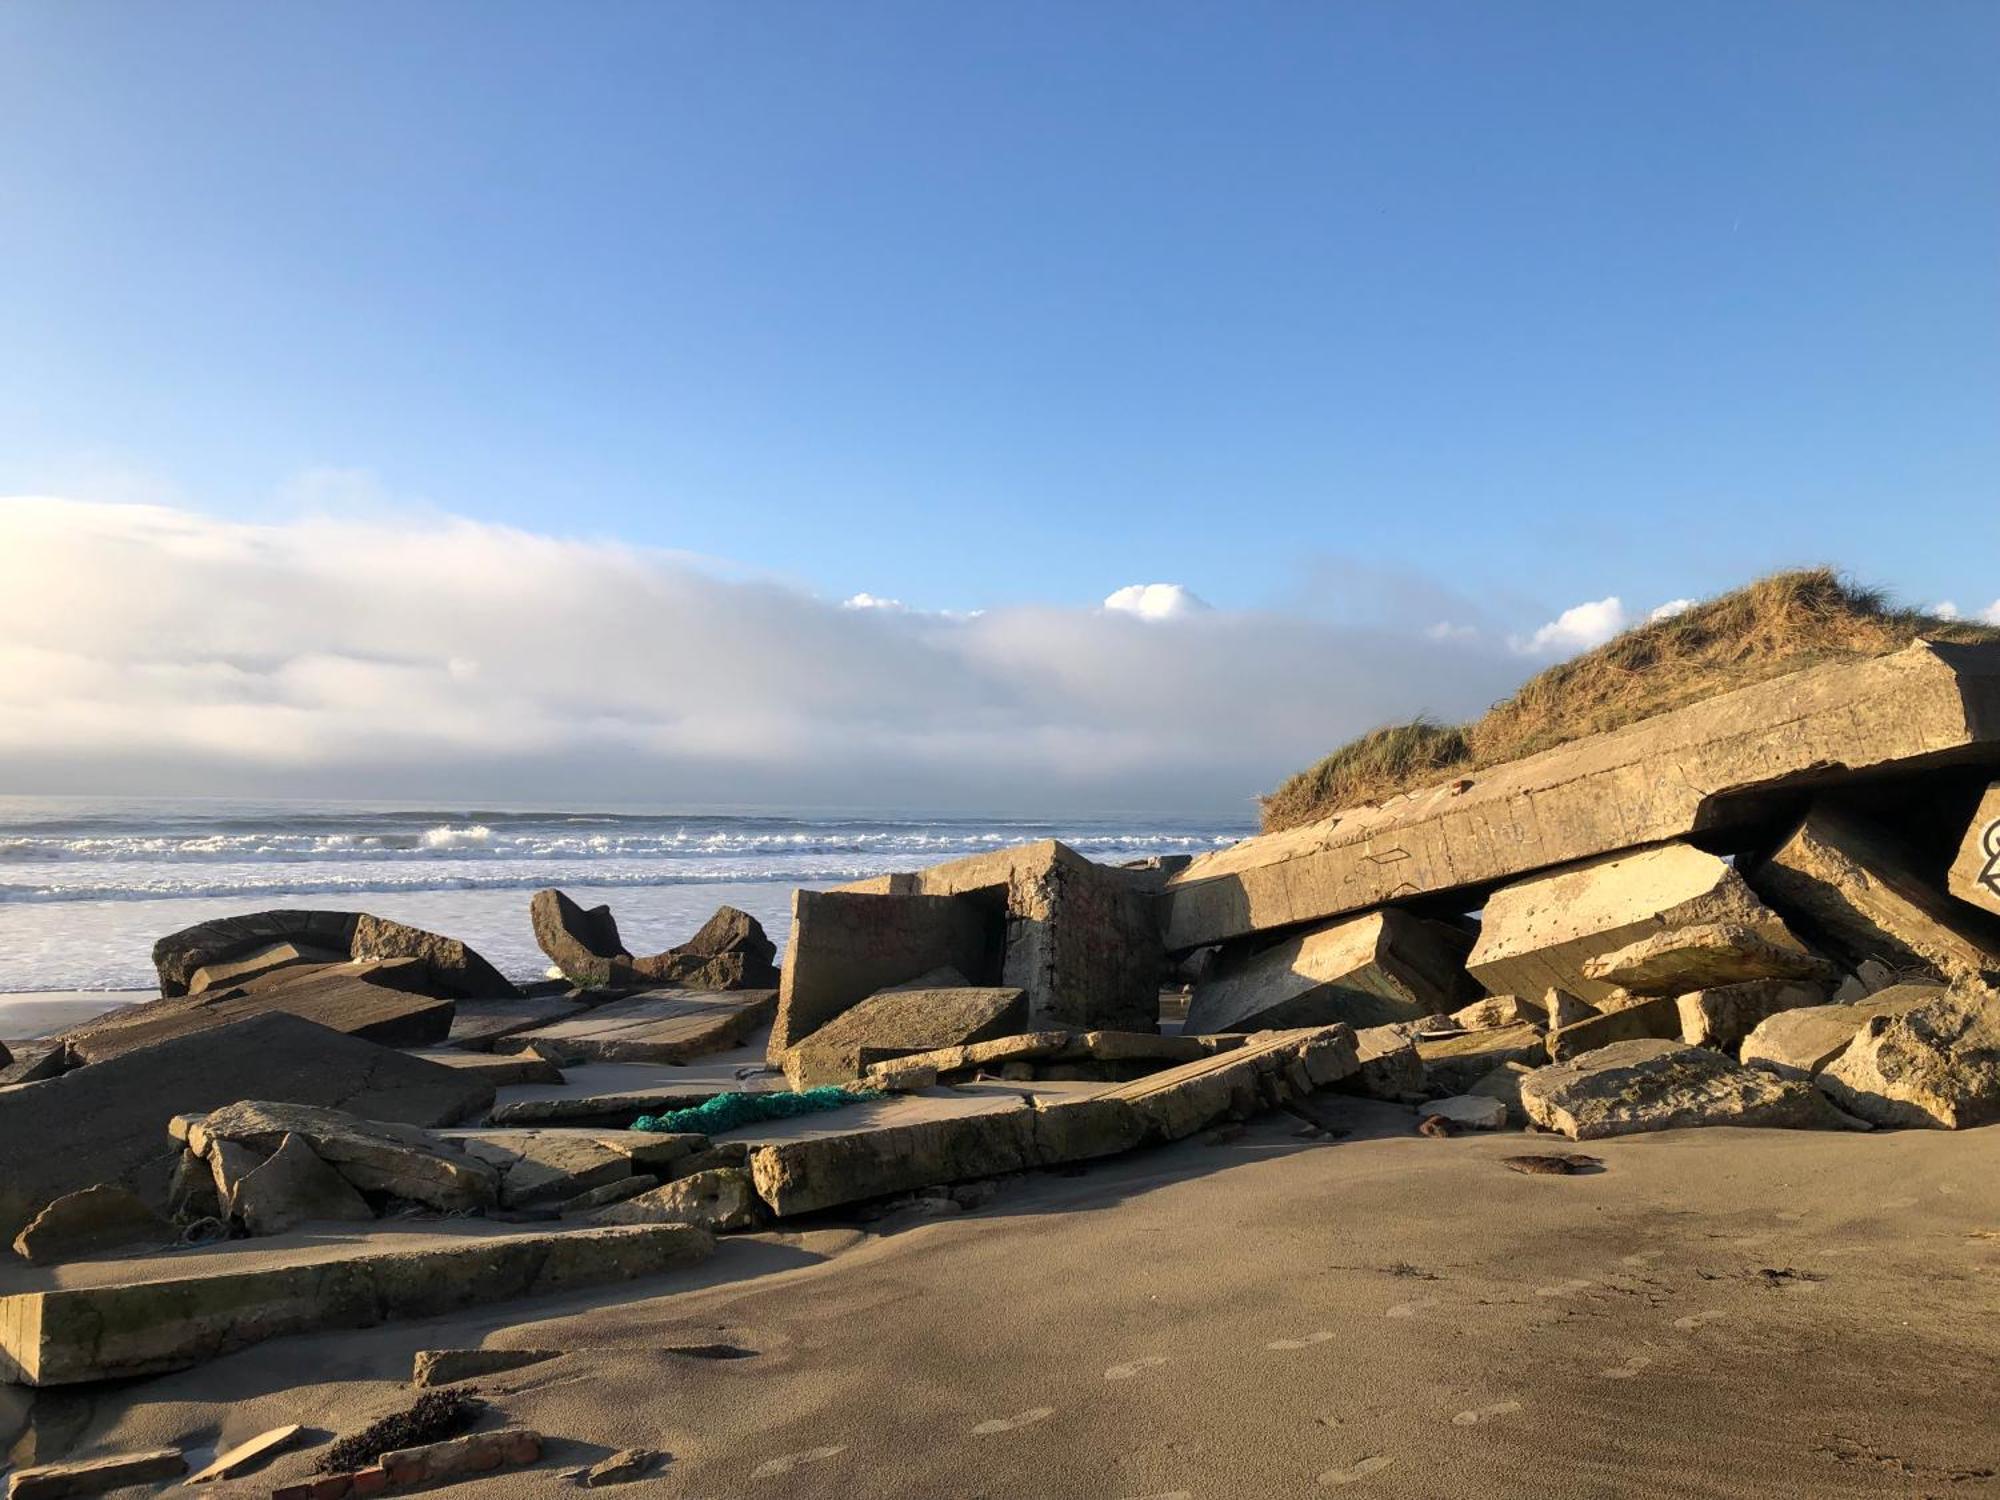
(1261, 568), (1998, 834)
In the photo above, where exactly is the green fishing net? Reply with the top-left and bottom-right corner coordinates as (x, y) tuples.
(633, 1086), (881, 1135)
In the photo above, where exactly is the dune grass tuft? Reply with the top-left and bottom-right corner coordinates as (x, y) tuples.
(1260, 568), (1997, 833)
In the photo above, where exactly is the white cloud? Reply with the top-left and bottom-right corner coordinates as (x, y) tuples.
(1932, 600), (1961, 620)
(1425, 621), (1481, 643)
(0, 498), (1524, 811)
(1103, 583), (1210, 621)
(1649, 598), (1696, 622)
(841, 592), (907, 612)
(1983, 601), (2000, 626)
(1515, 596), (1631, 657)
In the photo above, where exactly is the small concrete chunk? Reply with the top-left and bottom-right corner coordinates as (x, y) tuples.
(1417, 1022), (1543, 1092)
(411, 1347), (562, 1387)
(185, 1423), (302, 1483)
(186, 941), (334, 995)
(557, 1175), (660, 1216)
(1519, 1038), (1858, 1140)
(531, 888), (629, 982)
(377, 1427), (542, 1490)
(582, 1448), (667, 1487)
(6, 1447), (186, 1499)
(1452, 995), (1540, 1031)
(1816, 982), (2000, 1128)
(1420, 1095), (1507, 1130)
(349, 912), (520, 999)
(10, 1186), (170, 1266)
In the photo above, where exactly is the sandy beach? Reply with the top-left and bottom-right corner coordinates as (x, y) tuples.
(12, 1099), (1995, 1499)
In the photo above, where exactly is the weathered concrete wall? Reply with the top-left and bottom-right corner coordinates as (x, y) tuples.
(1947, 781), (2000, 918)
(838, 840), (1162, 1033)
(1161, 643), (2000, 950)
(772, 890), (994, 1056)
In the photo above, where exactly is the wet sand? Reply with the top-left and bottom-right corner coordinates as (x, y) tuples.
(0, 990), (141, 1042)
(11, 1099), (1998, 1498)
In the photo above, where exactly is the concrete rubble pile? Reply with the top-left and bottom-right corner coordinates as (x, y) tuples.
(8, 639), (2000, 1457)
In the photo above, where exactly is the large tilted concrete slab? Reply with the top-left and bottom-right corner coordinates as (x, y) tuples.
(1184, 909), (1468, 1034)
(0, 1015), (494, 1247)
(1466, 843), (1798, 1006)
(837, 840), (1163, 1034)
(1749, 805), (2000, 979)
(505, 989), (777, 1063)
(1161, 643), (2000, 951)
(0, 1222), (711, 1386)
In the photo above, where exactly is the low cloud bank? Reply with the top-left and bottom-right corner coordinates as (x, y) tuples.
(0, 498), (1552, 813)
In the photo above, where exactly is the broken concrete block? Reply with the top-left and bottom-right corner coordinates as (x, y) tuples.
(1416, 1022), (1544, 1093)
(10, 1186), (171, 1266)
(187, 940), (338, 995)
(1581, 921), (1834, 996)
(1185, 910), (1470, 1036)
(505, 989), (776, 1064)
(1947, 781), (2000, 917)
(1815, 983), (2000, 1128)
(1100, 1025), (1360, 1141)
(377, 1427), (543, 1489)
(152, 910), (362, 996)
(6, 1448), (186, 1499)
(411, 1049), (564, 1086)
(1419, 1095), (1507, 1130)
(452, 1129), (701, 1209)
(1452, 995), (1541, 1031)
(1466, 1062), (1534, 1125)
(749, 1103), (1041, 1217)
(205, 1138), (265, 1216)
(780, 985), (1029, 1089)
(1675, 979), (1829, 1051)
(590, 1168), (758, 1232)
(837, 839), (1162, 1034)
(0, 1223), (713, 1386)
(1830, 957), (1901, 1003)
(774, 889), (996, 1055)
(446, 994), (592, 1051)
(1540, 987), (1597, 1029)
(184, 1424), (303, 1484)
(198, 1101), (501, 1212)
(411, 1347), (562, 1387)
(617, 906), (780, 992)
(581, 1449), (667, 1487)
(63, 960), (459, 1065)
(347, 913), (519, 999)
(1346, 1025), (1425, 1099)
(1546, 992), (1684, 1062)
(556, 1176), (659, 1216)
(1163, 643), (2000, 948)
(1519, 1038), (1860, 1140)
(0, 1014), (493, 1247)
(1738, 983), (1945, 1079)
(230, 1133), (377, 1234)
(530, 888), (628, 982)
(1468, 844), (1794, 1006)
(1750, 805), (2000, 980)
(857, 1031), (1075, 1085)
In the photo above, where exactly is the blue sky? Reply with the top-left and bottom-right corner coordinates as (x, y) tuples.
(0, 4), (1995, 810)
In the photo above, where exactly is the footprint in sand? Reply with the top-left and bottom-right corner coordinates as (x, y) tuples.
(751, 1445), (847, 1480)
(1673, 1310), (1727, 1331)
(972, 1408), (1055, 1436)
(1599, 1352), (1653, 1380)
(1384, 1297), (1439, 1319)
(1266, 1330), (1337, 1351)
(1535, 1278), (1595, 1298)
(1451, 1401), (1522, 1427)
(1105, 1356), (1171, 1381)
(1318, 1455), (1394, 1487)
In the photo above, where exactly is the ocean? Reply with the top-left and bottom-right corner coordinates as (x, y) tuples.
(0, 796), (1252, 996)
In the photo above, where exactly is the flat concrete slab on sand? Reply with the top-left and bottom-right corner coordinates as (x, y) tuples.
(503, 990), (778, 1064)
